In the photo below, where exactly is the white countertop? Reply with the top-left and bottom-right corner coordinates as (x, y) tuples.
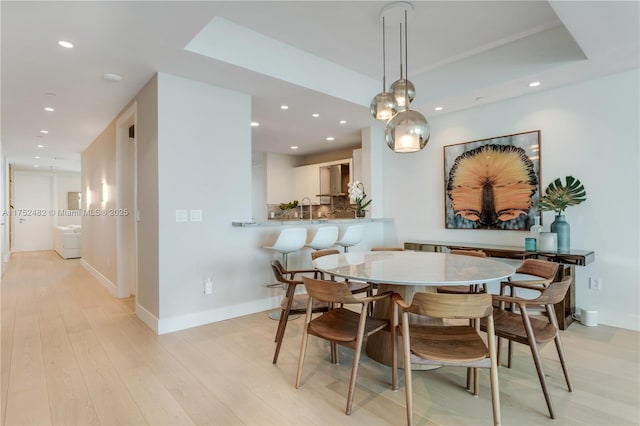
(232, 218), (392, 227)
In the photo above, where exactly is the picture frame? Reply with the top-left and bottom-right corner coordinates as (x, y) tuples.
(444, 130), (541, 230)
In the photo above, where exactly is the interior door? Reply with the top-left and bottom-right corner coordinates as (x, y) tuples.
(12, 172), (53, 251)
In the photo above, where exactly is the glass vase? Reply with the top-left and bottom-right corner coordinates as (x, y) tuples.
(550, 214), (570, 253)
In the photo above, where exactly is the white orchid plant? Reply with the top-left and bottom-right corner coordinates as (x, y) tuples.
(347, 181), (372, 212)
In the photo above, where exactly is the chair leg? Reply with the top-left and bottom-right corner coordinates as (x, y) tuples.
(391, 302), (398, 391)
(486, 315), (501, 426)
(466, 368), (472, 391)
(507, 340), (513, 368)
(401, 312), (413, 426)
(554, 333), (573, 392)
(345, 310), (368, 415)
(330, 342), (339, 364)
(522, 314), (555, 419)
(296, 306), (313, 389)
(473, 367), (479, 396)
(272, 308), (288, 364)
(547, 304), (573, 392)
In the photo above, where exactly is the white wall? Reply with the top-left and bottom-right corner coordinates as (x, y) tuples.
(383, 69), (640, 330)
(156, 73), (255, 330)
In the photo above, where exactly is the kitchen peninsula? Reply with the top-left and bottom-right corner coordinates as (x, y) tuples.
(232, 217), (391, 227)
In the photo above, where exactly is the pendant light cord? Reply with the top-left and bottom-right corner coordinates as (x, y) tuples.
(399, 24), (404, 79)
(382, 16), (386, 91)
(404, 9), (409, 106)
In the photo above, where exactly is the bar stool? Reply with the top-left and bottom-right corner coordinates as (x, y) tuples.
(264, 228), (307, 269)
(336, 224), (365, 252)
(305, 226), (339, 251)
(264, 227), (307, 320)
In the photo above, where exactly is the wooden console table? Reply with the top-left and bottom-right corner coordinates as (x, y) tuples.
(403, 240), (595, 330)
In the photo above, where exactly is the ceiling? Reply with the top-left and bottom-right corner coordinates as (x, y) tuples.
(2, 1), (638, 172)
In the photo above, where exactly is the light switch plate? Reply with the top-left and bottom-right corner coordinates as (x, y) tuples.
(190, 210), (202, 222)
(175, 209), (188, 222)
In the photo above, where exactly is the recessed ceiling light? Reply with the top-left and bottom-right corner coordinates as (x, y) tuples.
(58, 40), (74, 49)
(103, 73), (122, 82)
(326, 137), (335, 141)
(280, 105), (289, 110)
(339, 120), (347, 124)
(250, 122), (260, 127)
(529, 81), (541, 87)
(33, 165), (40, 168)
(434, 106), (444, 111)
(40, 130), (48, 134)
(35, 156), (41, 159)
(290, 146), (299, 150)
(44, 107), (55, 112)
(37, 144), (44, 148)
(312, 113), (320, 118)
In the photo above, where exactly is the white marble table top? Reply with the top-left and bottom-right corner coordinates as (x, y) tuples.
(312, 251), (515, 286)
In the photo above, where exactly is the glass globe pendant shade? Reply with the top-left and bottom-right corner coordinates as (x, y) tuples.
(390, 78), (415, 109)
(384, 109), (430, 153)
(370, 91), (398, 120)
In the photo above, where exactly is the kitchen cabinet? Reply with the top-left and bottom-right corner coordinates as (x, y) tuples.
(292, 164), (321, 205)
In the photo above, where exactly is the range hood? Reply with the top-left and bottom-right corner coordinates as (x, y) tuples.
(317, 163), (350, 199)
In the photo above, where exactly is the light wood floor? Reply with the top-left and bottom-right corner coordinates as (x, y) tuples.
(1, 251), (639, 425)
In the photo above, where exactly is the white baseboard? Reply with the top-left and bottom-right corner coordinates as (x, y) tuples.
(81, 259), (117, 297)
(595, 309), (640, 332)
(157, 296), (280, 335)
(136, 302), (159, 334)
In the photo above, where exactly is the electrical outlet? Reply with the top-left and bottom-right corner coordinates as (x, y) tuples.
(204, 278), (213, 295)
(589, 277), (602, 290)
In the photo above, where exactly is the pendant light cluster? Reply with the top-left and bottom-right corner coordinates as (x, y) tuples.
(370, 2), (430, 153)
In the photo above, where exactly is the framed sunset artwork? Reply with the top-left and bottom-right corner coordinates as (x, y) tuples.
(444, 130), (541, 230)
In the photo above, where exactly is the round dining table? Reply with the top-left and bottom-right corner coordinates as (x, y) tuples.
(312, 250), (516, 368)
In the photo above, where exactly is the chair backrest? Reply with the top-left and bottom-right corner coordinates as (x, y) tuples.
(271, 228), (307, 253)
(302, 276), (362, 304)
(338, 224), (365, 246)
(307, 226), (339, 248)
(535, 276), (572, 305)
(406, 292), (493, 320)
(516, 258), (559, 280)
(271, 260), (289, 283)
(310, 249), (340, 260)
(449, 249), (487, 258)
(370, 247), (405, 251)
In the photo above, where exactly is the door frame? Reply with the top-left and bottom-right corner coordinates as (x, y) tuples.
(115, 103), (138, 299)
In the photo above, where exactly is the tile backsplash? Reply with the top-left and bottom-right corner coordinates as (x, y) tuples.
(267, 195), (356, 220)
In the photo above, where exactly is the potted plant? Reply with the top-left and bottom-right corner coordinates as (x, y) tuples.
(279, 200), (298, 219)
(348, 181), (372, 218)
(537, 176), (586, 252)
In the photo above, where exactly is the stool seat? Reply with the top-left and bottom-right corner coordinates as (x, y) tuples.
(336, 224), (365, 252)
(305, 226), (339, 251)
(264, 228), (307, 262)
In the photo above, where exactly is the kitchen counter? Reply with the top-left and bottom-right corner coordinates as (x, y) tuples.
(232, 218), (392, 227)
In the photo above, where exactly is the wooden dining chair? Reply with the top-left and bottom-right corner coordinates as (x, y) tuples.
(436, 249), (488, 294)
(498, 258), (560, 367)
(485, 276), (573, 419)
(296, 276), (394, 416)
(392, 292), (500, 426)
(270, 260), (328, 364)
